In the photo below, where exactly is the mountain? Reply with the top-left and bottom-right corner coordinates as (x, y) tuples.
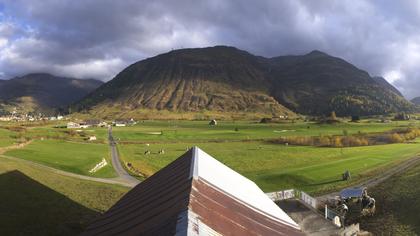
(0, 73), (103, 114)
(267, 50), (415, 115)
(372, 76), (402, 96)
(73, 46), (294, 117)
(411, 97), (420, 105)
(73, 46), (416, 117)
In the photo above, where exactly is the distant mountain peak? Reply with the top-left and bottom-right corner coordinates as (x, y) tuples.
(72, 46), (415, 117)
(24, 72), (54, 77)
(0, 73), (103, 114)
(305, 50), (329, 57)
(372, 76), (402, 96)
(411, 97), (420, 105)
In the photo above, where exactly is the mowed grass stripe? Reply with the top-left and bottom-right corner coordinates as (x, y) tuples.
(0, 128), (17, 147)
(112, 120), (414, 142)
(118, 141), (420, 194)
(5, 139), (116, 178)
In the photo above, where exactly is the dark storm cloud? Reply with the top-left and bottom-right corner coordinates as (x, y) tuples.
(1, 0), (420, 98)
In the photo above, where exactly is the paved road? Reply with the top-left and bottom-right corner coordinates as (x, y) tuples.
(108, 126), (141, 186)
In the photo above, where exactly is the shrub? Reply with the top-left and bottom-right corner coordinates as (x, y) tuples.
(387, 133), (404, 143)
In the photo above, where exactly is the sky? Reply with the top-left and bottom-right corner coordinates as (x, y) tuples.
(1, 1), (420, 98)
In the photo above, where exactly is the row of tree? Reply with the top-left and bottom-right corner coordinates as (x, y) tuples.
(272, 128), (420, 147)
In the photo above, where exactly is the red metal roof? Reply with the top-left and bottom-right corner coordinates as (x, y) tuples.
(82, 147), (303, 236)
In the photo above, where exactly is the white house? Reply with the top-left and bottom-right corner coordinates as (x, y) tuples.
(67, 122), (81, 129)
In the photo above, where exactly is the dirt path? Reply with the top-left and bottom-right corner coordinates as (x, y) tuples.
(317, 155), (420, 202)
(0, 140), (33, 155)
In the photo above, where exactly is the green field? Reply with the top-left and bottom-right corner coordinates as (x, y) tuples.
(5, 140), (116, 178)
(3, 119), (420, 194)
(24, 126), (109, 143)
(118, 140), (420, 193)
(0, 128), (18, 147)
(0, 157), (128, 235)
(1, 118), (420, 233)
(112, 120), (416, 142)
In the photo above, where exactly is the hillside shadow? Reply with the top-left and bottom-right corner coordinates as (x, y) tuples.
(0, 170), (98, 235)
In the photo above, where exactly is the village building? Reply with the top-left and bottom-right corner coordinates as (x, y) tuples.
(84, 120), (101, 127)
(98, 121), (108, 127)
(66, 122), (81, 129)
(79, 122), (90, 129)
(113, 118), (136, 127)
(0, 116), (12, 121)
(82, 147), (303, 236)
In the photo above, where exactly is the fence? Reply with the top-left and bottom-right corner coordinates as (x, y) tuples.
(266, 189), (295, 202)
(268, 189), (360, 234)
(300, 191), (318, 209)
(266, 189), (318, 209)
(325, 205), (342, 227)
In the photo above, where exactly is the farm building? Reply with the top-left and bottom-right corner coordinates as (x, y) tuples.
(66, 122), (81, 129)
(113, 118), (136, 127)
(84, 120), (102, 127)
(82, 147), (302, 236)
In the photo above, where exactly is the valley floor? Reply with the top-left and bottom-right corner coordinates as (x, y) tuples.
(1, 119), (420, 234)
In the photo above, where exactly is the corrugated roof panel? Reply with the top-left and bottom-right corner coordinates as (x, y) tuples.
(82, 147), (303, 235)
(82, 149), (194, 236)
(189, 178), (303, 235)
(193, 148), (300, 229)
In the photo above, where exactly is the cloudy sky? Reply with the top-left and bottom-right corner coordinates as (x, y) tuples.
(1, 1), (420, 98)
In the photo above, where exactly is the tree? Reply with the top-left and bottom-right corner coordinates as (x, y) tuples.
(351, 115), (360, 122)
(330, 111), (337, 120)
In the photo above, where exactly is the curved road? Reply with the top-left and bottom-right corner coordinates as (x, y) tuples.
(0, 128), (141, 188)
(0, 154), (137, 187)
(108, 126), (140, 186)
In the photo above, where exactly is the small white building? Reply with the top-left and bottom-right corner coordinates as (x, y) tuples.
(67, 122), (81, 129)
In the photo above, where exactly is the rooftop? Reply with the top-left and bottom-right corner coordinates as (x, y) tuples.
(82, 147), (302, 235)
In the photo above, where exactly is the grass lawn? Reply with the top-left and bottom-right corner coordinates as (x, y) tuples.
(118, 141), (420, 194)
(0, 128), (17, 147)
(24, 125), (109, 143)
(5, 139), (116, 178)
(358, 162), (420, 235)
(112, 120), (419, 142)
(0, 157), (128, 235)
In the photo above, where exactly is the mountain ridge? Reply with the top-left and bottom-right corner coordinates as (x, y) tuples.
(0, 73), (103, 114)
(72, 46), (417, 117)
